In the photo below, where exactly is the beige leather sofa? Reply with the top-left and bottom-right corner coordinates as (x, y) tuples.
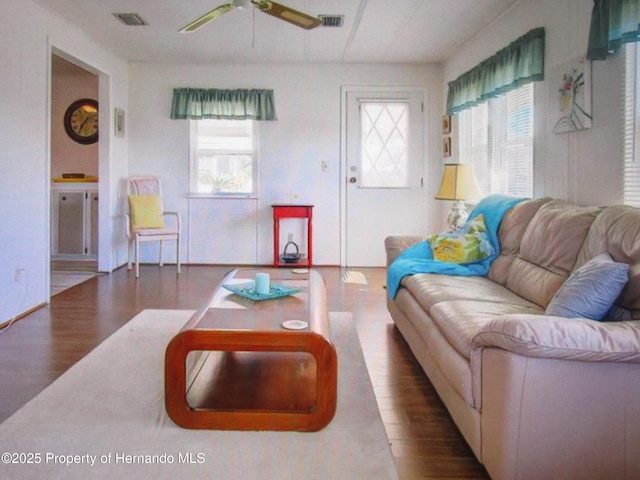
(385, 198), (640, 480)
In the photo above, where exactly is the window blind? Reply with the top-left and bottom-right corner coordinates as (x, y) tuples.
(195, 119), (253, 152)
(458, 83), (533, 197)
(460, 102), (490, 193)
(623, 44), (640, 206)
(498, 83), (534, 197)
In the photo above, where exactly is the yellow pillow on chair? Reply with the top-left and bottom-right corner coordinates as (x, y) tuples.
(128, 195), (165, 229)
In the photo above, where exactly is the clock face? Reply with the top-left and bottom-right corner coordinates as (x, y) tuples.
(64, 99), (99, 145)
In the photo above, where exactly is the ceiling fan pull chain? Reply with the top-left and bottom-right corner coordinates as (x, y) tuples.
(252, 7), (256, 49)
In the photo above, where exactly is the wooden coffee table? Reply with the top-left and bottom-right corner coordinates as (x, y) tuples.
(164, 268), (337, 431)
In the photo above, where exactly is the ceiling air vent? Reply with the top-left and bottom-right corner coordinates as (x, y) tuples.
(318, 15), (344, 28)
(113, 13), (148, 26)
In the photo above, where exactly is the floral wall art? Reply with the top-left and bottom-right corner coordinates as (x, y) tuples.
(551, 57), (593, 134)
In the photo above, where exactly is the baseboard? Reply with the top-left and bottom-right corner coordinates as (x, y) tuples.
(0, 302), (47, 330)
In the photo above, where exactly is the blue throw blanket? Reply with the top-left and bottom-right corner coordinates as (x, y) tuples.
(387, 194), (526, 299)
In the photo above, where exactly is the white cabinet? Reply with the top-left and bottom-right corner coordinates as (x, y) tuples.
(51, 183), (98, 258)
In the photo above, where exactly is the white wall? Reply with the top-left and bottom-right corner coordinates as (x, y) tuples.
(444, 0), (623, 206)
(129, 62), (443, 266)
(0, 0), (129, 323)
(8, 0), (622, 323)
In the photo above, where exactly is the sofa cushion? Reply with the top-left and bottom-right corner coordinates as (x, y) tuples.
(429, 300), (543, 409)
(402, 274), (540, 314)
(488, 197), (552, 285)
(576, 205), (640, 315)
(429, 300), (544, 361)
(504, 200), (601, 307)
(392, 289), (480, 412)
(546, 253), (629, 320)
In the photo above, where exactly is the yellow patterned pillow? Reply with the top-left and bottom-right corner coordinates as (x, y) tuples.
(428, 214), (494, 263)
(128, 195), (165, 230)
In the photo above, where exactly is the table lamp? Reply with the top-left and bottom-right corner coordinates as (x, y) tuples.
(435, 163), (482, 229)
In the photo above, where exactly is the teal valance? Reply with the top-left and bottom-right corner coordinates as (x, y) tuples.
(587, 0), (640, 60)
(446, 27), (545, 115)
(170, 88), (277, 120)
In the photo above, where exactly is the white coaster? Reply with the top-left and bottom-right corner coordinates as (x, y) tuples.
(281, 320), (308, 330)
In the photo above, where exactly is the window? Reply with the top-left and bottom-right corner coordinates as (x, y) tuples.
(189, 119), (257, 196)
(360, 101), (410, 188)
(623, 44), (640, 207)
(458, 83), (534, 197)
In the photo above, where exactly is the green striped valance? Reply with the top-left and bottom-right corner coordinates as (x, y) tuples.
(587, 0), (640, 60)
(446, 27), (545, 115)
(170, 88), (277, 121)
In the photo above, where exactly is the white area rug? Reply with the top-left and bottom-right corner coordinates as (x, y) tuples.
(0, 310), (397, 479)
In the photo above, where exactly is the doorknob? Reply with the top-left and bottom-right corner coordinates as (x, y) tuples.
(349, 177), (357, 184)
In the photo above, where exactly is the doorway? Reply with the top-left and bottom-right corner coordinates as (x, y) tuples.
(341, 88), (426, 267)
(50, 53), (100, 295)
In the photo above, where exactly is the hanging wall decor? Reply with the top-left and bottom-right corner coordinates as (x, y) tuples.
(64, 98), (99, 144)
(442, 115), (451, 134)
(114, 108), (125, 137)
(551, 57), (592, 134)
(443, 137), (451, 158)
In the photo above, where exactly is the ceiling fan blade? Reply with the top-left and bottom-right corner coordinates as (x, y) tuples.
(179, 3), (235, 33)
(252, 1), (321, 30)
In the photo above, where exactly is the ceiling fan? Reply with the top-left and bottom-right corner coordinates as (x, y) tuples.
(179, 0), (321, 33)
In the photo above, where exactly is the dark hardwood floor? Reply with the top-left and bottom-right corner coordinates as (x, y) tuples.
(0, 265), (488, 479)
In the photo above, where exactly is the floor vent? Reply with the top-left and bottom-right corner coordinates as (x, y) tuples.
(318, 15), (344, 28)
(113, 13), (148, 26)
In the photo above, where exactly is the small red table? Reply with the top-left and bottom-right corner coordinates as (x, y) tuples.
(272, 205), (313, 267)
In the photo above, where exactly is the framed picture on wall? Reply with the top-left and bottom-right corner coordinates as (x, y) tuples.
(443, 136), (451, 157)
(550, 57), (592, 134)
(114, 108), (125, 138)
(442, 115), (451, 134)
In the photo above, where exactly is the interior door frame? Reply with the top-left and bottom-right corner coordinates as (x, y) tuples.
(339, 85), (426, 267)
(48, 45), (111, 297)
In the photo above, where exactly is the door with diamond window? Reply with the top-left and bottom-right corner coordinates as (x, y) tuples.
(345, 90), (425, 266)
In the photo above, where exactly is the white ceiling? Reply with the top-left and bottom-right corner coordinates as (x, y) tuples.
(33, 0), (519, 64)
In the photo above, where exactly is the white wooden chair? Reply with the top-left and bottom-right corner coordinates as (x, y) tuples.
(125, 176), (181, 278)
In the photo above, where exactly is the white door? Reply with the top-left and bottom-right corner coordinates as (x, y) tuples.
(344, 89), (426, 267)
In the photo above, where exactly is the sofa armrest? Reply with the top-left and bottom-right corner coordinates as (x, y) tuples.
(472, 314), (640, 363)
(385, 235), (427, 266)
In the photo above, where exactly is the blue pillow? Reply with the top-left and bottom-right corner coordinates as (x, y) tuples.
(546, 253), (629, 321)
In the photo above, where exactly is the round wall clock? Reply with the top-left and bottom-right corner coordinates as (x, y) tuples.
(63, 98), (99, 145)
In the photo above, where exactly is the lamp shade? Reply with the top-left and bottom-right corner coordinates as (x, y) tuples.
(435, 163), (481, 201)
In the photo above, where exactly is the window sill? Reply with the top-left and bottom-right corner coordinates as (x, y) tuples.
(188, 193), (258, 200)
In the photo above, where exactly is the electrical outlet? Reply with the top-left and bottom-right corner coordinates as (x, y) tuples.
(14, 267), (24, 282)
(321, 161), (329, 173)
